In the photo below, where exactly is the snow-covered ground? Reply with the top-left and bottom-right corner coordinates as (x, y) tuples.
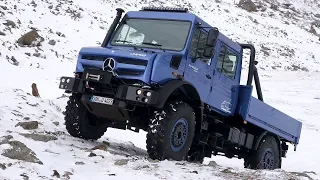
(0, 0), (320, 179)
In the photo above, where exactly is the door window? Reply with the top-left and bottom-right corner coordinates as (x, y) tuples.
(189, 27), (212, 65)
(216, 45), (238, 79)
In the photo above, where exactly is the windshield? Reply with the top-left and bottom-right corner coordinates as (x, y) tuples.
(110, 18), (192, 51)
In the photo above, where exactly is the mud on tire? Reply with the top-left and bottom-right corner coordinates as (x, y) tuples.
(244, 136), (281, 170)
(64, 93), (108, 140)
(146, 100), (195, 161)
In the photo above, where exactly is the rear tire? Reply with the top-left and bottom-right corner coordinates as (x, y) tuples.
(64, 93), (108, 140)
(146, 101), (195, 161)
(244, 136), (281, 170)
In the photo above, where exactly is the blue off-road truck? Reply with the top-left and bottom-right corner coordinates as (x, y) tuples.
(59, 7), (302, 170)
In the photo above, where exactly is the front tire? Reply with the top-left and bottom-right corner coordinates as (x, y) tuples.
(244, 136), (281, 170)
(146, 101), (195, 161)
(64, 93), (108, 140)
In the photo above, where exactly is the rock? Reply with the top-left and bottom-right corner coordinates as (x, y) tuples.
(0, 31), (5, 36)
(134, 165), (150, 170)
(15, 121), (39, 130)
(52, 170), (60, 178)
(20, 133), (57, 142)
(237, 0), (257, 12)
(91, 144), (108, 151)
(221, 168), (232, 173)
(17, 29), (44, 47)
(114, 159), (129, 166)
(75, 161), (85, 165)
(56, 31), (65, 37)
(30, 0), (37, 8)
(3, 20), (16, 28)
(25, 52), (31, 56)
(208, 161), (218, 168)
(175, 162), (186, 165)
(0, 6), (8, 10)
(260, 44), (271, 56)
(312, 20), (320, 28)
(63, 171), (73, 179)
(52, 121), (59, 126)
(147, 158), (159, 163)
(8, 56), (19, 66)
(20, 173), (29, 180)
(88, 152), (97, 157)
(33, 52), (41, 57)
(0, 135), (13, 144)
(270, 4), (278, 11)
(261, 49), (270, 56)
(0, 163), (6, 170)
(309, 25), (318, 36)
(1, 141), (43, 164)
(283, 3), (292, 9)
(248, 16), (258, 24)
(48, 39), (56, 45)
(315, 14), (320, 18)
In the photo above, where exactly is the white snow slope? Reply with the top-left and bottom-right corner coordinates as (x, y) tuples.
(0, 0), (320, 179)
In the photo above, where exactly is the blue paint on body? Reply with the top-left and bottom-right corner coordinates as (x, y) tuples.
(73, 8), (302, 146)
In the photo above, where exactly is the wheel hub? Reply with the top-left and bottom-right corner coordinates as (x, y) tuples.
(170, 118), (188, 152)
(262, 148), (274, 169)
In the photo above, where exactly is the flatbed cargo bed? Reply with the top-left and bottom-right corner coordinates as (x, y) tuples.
(246, 97), (302, 146)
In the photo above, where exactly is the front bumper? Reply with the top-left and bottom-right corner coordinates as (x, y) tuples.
(59, 69), (159, 110)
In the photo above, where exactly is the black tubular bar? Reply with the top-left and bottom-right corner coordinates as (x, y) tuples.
(101, 8), (125, 47)
(239, 44), (263, 102)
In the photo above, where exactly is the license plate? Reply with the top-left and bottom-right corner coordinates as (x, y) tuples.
(90, 95), (114, 105)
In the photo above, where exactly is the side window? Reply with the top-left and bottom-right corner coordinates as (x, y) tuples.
(216, 45), (238, 79)
(189, 28), (200, 58)
(189, 27), (211, 65)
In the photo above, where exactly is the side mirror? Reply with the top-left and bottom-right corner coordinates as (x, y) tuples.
(206, 28), (219, 47)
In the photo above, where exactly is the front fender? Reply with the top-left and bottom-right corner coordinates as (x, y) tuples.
(155, 80), (203, 108)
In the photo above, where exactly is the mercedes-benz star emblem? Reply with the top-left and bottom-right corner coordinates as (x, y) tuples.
(102, 57), (116, 72)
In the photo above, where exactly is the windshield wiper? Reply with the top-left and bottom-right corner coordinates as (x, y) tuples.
(115, 40), (133, 43)
(114, 40), (138, 50)
(142, 42), (165, 52)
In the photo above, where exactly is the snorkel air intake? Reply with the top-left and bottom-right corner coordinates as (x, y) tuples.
(101, 8), (125, 47)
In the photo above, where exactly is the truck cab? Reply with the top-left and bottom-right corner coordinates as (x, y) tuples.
(59, 7), (302, 170)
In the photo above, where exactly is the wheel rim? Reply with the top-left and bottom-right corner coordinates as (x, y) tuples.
(170, 118), (188, 152)
(262, 148), (274, 169)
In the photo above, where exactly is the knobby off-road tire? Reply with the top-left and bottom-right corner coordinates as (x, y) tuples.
(244, 136), (281, 170)
(146, 101), (196, 161)
(64, 93), (108, 140)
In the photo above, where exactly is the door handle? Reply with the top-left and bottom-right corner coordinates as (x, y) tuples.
(206, 74), (212, 79)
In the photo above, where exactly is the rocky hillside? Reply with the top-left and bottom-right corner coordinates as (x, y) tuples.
(0, 0), (320, 179)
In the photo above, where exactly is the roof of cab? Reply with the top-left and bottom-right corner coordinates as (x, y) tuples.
(126, 10), (196, 21)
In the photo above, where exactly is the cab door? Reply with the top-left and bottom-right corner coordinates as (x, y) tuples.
(183, 26), (212, 102)
(207, 41), (240, 115)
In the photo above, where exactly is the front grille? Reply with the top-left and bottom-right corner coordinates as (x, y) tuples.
(81, 55), (148, 66)
(116, 69), (143, 76)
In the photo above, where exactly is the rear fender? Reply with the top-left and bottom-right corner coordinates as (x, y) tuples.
(254, 131), (282, 161)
